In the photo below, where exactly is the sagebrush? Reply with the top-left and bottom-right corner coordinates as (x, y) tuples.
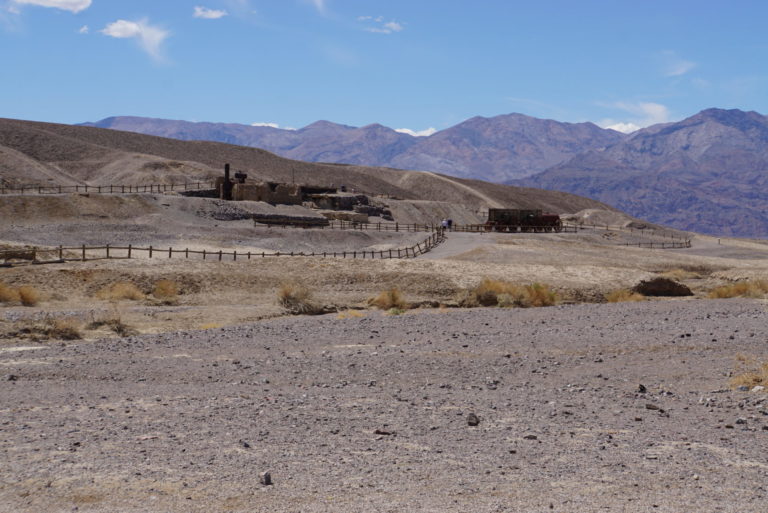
(730, 354), (768, 390)
(369, 288), (408, 310)
(605, 289), (645, 303)
(96, 282), (145, 301)
(708, 280), (768, 299)
(458, 278), (558, 308)
(277, 282), (323, 315)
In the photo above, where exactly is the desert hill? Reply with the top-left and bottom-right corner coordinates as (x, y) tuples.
(0, 117), (612, 215)
(83, 109), (768, 238)
(83, 113), (625, 181)
(518, 108), (768, 237)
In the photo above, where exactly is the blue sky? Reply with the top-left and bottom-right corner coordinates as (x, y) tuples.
(1, 0), (767, 135)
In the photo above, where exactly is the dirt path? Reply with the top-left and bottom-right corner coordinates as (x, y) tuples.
(420, 171), (506, 208)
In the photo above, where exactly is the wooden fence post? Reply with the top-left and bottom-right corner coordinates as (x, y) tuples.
(149, 246), (153, 258)
(185, 248), (189, 258)
(128, 244), (132, 258)
(203, 250), (206, 260)
(218, 250), (222, 261)
(106, 244), (110, 259)
(81, 245), (86, 261)
(168, 247), (172, 258)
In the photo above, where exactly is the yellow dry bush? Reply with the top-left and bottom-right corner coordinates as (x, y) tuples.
(368, 288), (408, 310)
(48, 319), (82, 340)
(461, 278), (559, 308)
(153, 279), (179, 299)
(277, 281), (323, 315)
(96, 282), (145, 301)
(708, 280), (768, 299)
(0, 283), (21, 304)
(606, 289), (645, 303)
(730, 354), (768, 390)
(18, 286), (41, 307)
(199, 322), (223, 330)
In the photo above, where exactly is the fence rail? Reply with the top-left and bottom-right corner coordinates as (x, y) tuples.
(0, 181), (215, 195)
(0, 231), (445, 266)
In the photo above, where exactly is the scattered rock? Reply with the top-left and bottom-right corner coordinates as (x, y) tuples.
(467, 413), (480, 426)
(7, 374), (18, 381)
(523, 434), (538, 440)
(751, 386), (765, 393)
(637, 384), (647, 393)
(737, 386), (750, 392)
(374, 429), (394, 436)
(259, 471), (272, 486)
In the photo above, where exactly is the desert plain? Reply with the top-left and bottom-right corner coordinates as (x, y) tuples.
(0, 189), (767, 513)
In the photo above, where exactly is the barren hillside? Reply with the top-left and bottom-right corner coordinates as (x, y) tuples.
(0, 118), (612, 214)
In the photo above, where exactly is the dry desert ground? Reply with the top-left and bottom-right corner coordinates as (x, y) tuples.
(1, 193), (768, 512)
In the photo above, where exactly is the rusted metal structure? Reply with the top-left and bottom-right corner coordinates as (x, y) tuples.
(484, 208), (563, 232)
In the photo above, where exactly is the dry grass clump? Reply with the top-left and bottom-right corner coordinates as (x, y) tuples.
(368, 288), (409, 311)
(4, 317), (82, 341)
(151, 279), (179, 305)
(730, 354), (768, 390)
(277, 281), (323, 315)
(96, 282), (145, 301)
(85, 311), (137, 337)
(0, 284), (41, 306)
(659, 268), (701, 281)
(708, 280), (768, 299)
(0, 283), (21, 304)
(17, 286), (40, 307)
(458, 278), (558, 308)
(199, 322), (223, 330)
(605, 289), (645, 303)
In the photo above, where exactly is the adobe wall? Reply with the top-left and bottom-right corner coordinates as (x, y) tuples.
(232, 183), (302, 204)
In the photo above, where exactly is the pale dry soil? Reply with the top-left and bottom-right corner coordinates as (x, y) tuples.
(1, 300), (768, 512)
(3, 197), (768, 511)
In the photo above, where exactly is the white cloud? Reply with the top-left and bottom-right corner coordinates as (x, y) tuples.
(307, 0), (325, 14)
(251, 122), (296, 130)
(598, 101), (671, 133)
(194, 6), (228, 19)
(77, 24), (87, 34)
(395, 127), (436, 137)
(359, 15), (404, 34)
(662, 50), (696, 77)
(11, 0), (90, 12)
(101, 19), (169, 62)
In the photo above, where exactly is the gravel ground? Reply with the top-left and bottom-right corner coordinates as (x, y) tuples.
(2, 299), (767, 512)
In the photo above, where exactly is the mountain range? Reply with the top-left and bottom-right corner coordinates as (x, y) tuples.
(83, 108), (768, 237)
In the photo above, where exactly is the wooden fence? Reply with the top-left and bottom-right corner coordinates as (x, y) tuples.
(0, 231), (445, 266)
(0, 182), (215, 195)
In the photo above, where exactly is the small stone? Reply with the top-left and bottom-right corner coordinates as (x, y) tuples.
(523, 434), (538, 440)
(7, 375), (18, 381)
(737, 386), (750, 392)
(751, 386), (765, 393)
(467, 413), (480, 426)
(259, 471), (272, 486)
(735, 417), (747, 425)
(637, 384), (647, 393)
(239, 440), (250, 448)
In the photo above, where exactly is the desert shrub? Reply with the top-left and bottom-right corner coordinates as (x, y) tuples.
(525, 283), (559, 307)
(96, 282), (145, 301)
(47, 319), (82, 340)
(457, 279), (558, 308)
(0, 283), (21, 304)
(277, 281), (323, 315)
(153, 279), (179, 299)
(6, 317), (81, 341)
(606, 289), (645, 303)
(387, 307), (406, 316)
(86, 312), (137, 337)
(199, 322), (222, 330)
(708, 280), (768, 299)
(368, 288), (408, 310)
(730, 354), (768, 390)
(17, 286), (40, 307)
